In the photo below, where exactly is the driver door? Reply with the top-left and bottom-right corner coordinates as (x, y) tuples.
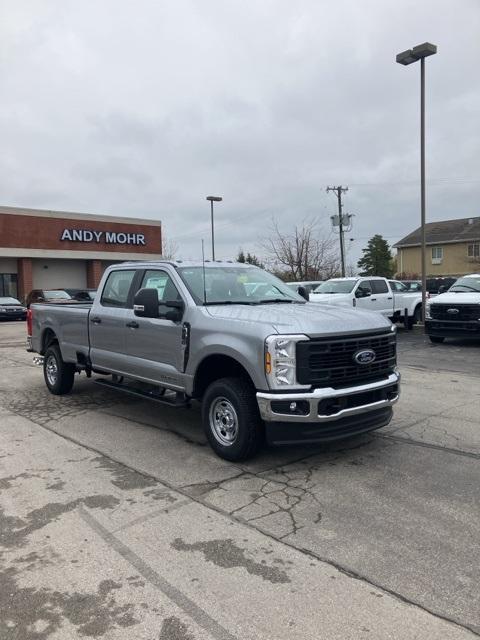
(124, 269), (185, 388)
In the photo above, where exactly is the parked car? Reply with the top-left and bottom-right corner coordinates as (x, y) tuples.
(25, 289), (73, 307)
(27, 261), (399, 461)
(425, 273), (480, 343)
(63, 288), (96, 301)
(309, 276), (423, 328)
(0, 296), (27, 320)
(426, 277), (457, 295)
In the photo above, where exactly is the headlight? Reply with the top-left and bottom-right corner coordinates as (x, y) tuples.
(265, 334), (310, 390)
(425, 302), (432, 319)
(0, 307), (6, 312)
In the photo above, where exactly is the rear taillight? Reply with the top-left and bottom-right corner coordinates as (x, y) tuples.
(27, 308), (33, 336)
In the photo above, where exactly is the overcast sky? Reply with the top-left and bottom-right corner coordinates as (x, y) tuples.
(1, 0), (479, 267)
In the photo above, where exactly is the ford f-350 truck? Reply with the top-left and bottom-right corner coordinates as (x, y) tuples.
(425, 273), (480, 342)
(27, 261), (400, 461)
(309, 277), (423, 328)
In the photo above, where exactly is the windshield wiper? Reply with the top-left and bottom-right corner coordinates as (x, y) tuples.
(256, 298), (297, 304)
(204, 300), (257, 306)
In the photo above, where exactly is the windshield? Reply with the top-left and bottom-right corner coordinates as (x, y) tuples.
(449, 276), (480, 293)
(313, 280), (356, 294)
(177, 266), (304, 305)
(44, 290), (72, 299)
(0, 297), (22, 305)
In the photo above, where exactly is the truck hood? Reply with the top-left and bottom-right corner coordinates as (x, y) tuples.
(204, 302), (390, 337)
(430, 291), (480, 305)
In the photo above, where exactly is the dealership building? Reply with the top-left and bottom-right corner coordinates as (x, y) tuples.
(0, 205), (163, 300)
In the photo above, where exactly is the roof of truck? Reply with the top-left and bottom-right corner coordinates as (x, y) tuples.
(116, 260), (257, 268)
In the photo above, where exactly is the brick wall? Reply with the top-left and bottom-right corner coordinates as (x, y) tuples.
(17, 258), (33, 301)
(86, 260), (104, 288)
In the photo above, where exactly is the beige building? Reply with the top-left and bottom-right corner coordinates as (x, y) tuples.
(394, 216), (480, 277)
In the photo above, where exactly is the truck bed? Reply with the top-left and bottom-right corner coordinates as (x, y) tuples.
(30, 302), (92, 363)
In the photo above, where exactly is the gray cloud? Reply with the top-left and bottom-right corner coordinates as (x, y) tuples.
(1, 0), (479, 265)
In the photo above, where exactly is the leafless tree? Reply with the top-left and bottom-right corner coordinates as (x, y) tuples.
(262, 219), (341, 281)
(161, 235), (179, 260)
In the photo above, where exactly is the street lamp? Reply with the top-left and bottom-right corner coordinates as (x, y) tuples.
(206, 196), (222, 261)
(396, 42), (437, 323)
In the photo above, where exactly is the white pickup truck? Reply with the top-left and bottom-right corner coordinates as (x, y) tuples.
(309, 277), (423, 328)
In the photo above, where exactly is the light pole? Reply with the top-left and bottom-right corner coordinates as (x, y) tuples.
(396, 42), (437, 323)
(206, 196), (222, 261)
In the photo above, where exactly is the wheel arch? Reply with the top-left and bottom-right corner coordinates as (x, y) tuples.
(192, 354), (256, 399)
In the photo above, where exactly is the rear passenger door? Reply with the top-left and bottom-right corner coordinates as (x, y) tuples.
(89, 269), (138, 373)
(369, 279), (393, 317)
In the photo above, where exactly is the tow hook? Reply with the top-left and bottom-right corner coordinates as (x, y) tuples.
(33, 356), (44, 366)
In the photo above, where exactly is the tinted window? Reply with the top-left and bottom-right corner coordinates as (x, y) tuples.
(389, 281), (407, 292)
(141, 270), (182, 316)
(370, 280), (388, 294)
(101, 270), (136, 307)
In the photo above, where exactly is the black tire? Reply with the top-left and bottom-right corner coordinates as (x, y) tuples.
(429, 336), (445, 344)
(202, 377), (264, 461)
(43, 344), (75, 395)
(407, 305), (422, 330)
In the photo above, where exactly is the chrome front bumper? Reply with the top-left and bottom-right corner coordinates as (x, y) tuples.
(257, 371), (400, 423)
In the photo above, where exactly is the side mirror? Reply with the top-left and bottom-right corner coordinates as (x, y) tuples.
(164, 299), (184, 322)
(134, 288), (159, 318)
(297, 286), (309, 301)
(438, 285), (446, 294)
(355, 288), (371, 298)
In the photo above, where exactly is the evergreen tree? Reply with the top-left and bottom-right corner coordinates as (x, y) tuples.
(357, 235), (394, 277)
(237, 250), (264, 268)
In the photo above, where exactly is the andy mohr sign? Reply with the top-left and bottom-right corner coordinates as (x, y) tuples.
(61, 229), (146, 245)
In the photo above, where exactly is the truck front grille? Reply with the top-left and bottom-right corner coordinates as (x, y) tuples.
(296, 330), (396, 388)
(430, 304), (480, 322)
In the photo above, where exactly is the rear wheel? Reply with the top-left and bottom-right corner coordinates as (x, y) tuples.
(43, 344), (75, 395)
(202, 377), (264, 461)
(407, 305), (422, 329)
(429, 336), (445, 344)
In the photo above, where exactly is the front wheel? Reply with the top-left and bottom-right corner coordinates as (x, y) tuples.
(43, 344), (76, 395)
(429, 336), (445, 344)
(202, 377), (264, 461)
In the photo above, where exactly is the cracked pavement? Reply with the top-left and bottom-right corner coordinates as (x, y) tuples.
(0, 322), (479, 638)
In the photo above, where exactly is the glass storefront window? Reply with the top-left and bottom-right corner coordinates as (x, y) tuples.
(0, 274), (18, 298)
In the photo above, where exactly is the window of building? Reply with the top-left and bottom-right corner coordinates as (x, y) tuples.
(467, 243), (480, 258)
(100, 270), (136, 307)
(0, 274), (18, 298)
(431, 247), (443, 264)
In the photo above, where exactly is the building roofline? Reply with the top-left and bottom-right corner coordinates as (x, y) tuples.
(394, 238), (480, 249)
(0, 205), (162, 227)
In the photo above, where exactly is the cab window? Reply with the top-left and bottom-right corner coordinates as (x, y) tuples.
(101, 270), (136, 308)
(370, 280), (388, 294)
(140, 270), (182, 316)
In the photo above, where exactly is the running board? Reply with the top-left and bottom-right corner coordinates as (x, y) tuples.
(95, 378), (190, 408)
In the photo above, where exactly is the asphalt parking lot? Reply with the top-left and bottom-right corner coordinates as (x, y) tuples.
(1, 321), (479, 639)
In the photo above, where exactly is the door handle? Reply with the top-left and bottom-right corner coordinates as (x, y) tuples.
(90, 316), (102, 324)
(126, 321), (139, 329)
(371, 298), (377, 301)
(387, 297), (393, 300)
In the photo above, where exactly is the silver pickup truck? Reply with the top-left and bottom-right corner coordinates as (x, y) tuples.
(27, 261), (400, 460)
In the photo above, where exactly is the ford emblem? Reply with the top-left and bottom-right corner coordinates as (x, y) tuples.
(447, 308), (459, 314)
(354, 349), (376, 365)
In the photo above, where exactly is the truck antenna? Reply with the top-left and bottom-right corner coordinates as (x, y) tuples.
(201, 239), (207, 305)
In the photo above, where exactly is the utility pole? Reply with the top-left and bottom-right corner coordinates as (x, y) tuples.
(327, 186), (349, 277)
